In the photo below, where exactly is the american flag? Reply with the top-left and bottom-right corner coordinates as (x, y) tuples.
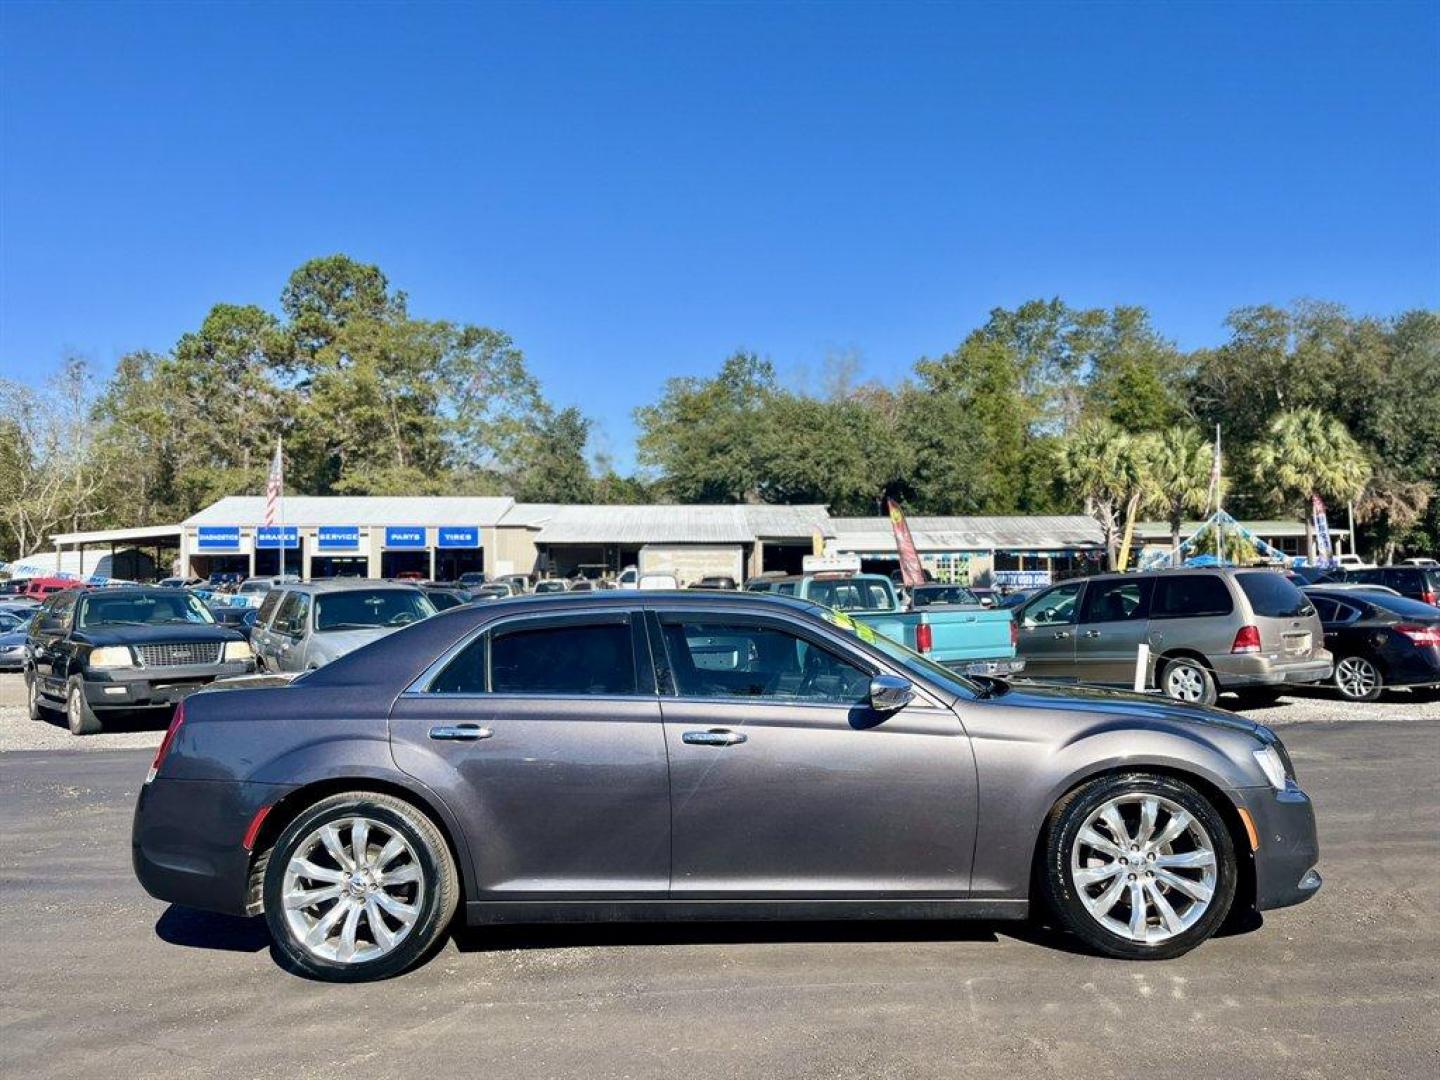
(264, 439), (283, 527)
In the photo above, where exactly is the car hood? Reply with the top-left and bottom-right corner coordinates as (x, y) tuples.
(0, 630), (28, 647)
(74, 623), (242, 647)
(983, 679), (1269, 740)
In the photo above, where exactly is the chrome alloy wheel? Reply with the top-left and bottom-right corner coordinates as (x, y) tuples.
(1335, 656), (1379, 700)
(1070, 794), (1217, 945)
(281, 817), (426, 964)
(1164, 663), (1205, 703)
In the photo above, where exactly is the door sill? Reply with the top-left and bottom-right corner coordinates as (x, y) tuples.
(466, 898), (1028, 925)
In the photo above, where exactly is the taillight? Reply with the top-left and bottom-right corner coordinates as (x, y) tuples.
(1396, 624), (1440, 648)
(146, 701), (185, 785)
(1421, 591), (1438, 607)
(1231, 625), (1262, 654)
(916, 623), (934, 653)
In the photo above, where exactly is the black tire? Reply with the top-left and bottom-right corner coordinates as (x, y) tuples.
(263, 791), (459, 982)
(1041, 772), (1237, 961)
(27, 671), (56, 722)
(65, 677), (102, 735)
(1159, 656), (1218, 706)
(1333, 654), (1383, 702)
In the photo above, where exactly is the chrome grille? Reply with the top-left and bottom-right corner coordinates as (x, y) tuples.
(136, 642), (222, 667)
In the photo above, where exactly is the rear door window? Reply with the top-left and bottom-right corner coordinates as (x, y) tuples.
(1235, 572), (1314, 618)
(1151, 576), (1234, 618)
(429, 615), (641, 696)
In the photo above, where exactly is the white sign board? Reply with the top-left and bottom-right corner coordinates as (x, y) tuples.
(802, 553), (861, 575)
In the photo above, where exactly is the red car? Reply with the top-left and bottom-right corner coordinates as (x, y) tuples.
(18, 577), (85, 600)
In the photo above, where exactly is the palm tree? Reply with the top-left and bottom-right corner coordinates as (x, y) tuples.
(1249, 408), (1371, 561)
(1145, 426), (1216, 559)
(1058, 420), (1156, 569)
(1357, 469), (1433, 565)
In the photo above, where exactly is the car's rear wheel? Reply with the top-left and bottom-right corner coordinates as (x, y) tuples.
(1160, 657), (1217, 706)
(1333, 655), (1382, 702)
(65, 678), (102, 735)
(263, 792), (459, 982)
(27, 673), (56, 722)
(1041, 773), (1237, 960)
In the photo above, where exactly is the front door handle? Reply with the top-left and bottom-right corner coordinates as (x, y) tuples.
(682, 729), (747, 746)
(1083, 629), (1101, 638)
(429, 724), (494, 741)
(1053, 630), (1071, 639)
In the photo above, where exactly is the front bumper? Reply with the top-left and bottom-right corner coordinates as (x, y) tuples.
(1235, 783), (1322, 911)
(1213, 652), (1333, 689)
(132, 776), (289, 917)
(84, 660), (256, 710)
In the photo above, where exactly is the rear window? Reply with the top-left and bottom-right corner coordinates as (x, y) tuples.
(807, 578), (895, 611)
(1235, 572), (1314, 618)
(1151, 575), (1234, 618)
(313, 589), (434, 631)
(1361, 592), (1440, 619)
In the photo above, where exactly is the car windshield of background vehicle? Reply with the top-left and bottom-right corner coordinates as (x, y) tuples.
(1235, 572), (1315, 618)
(313, 589), (435, 631)
(817, 608), (979, 696)
(79, 592), (215, 628)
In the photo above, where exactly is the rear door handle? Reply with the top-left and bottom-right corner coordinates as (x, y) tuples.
(429, 724), (493, 741)
(1053, 631), (1070, 639)
(1083, 629), (1101, 638)
(682, 729), (747, 746)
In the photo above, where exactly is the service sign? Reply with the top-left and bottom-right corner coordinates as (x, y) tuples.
(196, 526), (241, 551)
(317, 526), (361, 551)
(384, 526), (426, 549)
(437, 526), (479, 549)
(255, 525), (299, 549)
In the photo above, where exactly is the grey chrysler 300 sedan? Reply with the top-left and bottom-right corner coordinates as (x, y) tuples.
(132, 591), (1321, 982)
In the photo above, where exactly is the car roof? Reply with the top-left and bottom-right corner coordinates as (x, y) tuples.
(270, 579), (427, 595)
(467, 589), (818, 616)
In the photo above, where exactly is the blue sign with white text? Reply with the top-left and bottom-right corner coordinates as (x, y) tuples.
(317, 526), (361, 551)
(437, 526), (479, 548)
(196, 526), (241, 551)
(384, 526), (426, 549)
(255, 525), (299, 549)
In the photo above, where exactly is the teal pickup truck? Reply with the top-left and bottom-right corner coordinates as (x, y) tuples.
(748, 572), (1021, 675)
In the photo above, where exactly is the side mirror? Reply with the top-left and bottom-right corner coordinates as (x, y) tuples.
(869, 674), (914, 713)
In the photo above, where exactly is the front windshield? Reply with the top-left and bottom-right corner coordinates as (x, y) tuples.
(313, 589), (435, 631)
(79, 592), (216, 628)
(813, 606), (980, 696)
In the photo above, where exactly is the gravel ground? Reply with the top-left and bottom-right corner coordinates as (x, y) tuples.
(2, 672), (1434, 752)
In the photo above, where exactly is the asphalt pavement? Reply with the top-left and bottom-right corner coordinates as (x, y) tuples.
(0, 685), (1437, 1079)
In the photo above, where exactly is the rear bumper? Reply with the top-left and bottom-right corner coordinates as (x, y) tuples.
(84, 661), (256, 710)
(946, 657), (1027, 677)
(1235, 783), (1322, 911)
(1212, 653), (1333, 689)
(132, 777), (288, 917)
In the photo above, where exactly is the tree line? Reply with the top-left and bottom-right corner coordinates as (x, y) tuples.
(2, 254), (1436, 565)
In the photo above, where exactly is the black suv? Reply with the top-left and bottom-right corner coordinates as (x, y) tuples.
(1343, 566), (1440, 607)
(24, 587), (257, 735)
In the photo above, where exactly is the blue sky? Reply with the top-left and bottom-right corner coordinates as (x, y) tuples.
(2, 1), (1437, 471)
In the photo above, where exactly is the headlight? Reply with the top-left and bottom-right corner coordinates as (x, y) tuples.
(1253, 745), (1288, 790)
(89, 646), (136, 669)
(223, 640), (254, 662)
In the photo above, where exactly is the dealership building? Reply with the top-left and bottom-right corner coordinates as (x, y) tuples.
(24, 496), (1121, 587)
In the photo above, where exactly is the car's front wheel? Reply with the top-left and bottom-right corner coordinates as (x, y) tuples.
(262, 792), (459, 982)
(1041, 773), (1237, 960)
(1333, 655), (1383, 702)
(65, 678), (101, 735)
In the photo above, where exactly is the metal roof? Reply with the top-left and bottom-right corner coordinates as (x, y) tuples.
(50, 523), (184, 546)
(531, 504), (832, 545)
(183, 496), (516, 528)
(1133, 520), (1348, 540)
(830, 515), (1104, 553)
